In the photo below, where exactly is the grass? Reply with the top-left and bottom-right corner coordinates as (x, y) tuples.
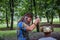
(0, 18), (59, 28)
(0, 24), (6, 28)
(32, 27), (60, 32)
(0, 28), (60, 40)
(41, 18), (60, 24)
(0, 30), (16, 38)
(0, 24), (17, 29)
(0, 18), (60, 39)
(0, 28), (59, 38)
(54, 28), (60, 32)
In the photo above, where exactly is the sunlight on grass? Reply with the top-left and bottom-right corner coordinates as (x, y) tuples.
(41, 18), (59, 24)
(0, 30), (16, 37)
(0, 24), (6, 28)
(32, 28), (60, 32)
(54, 28), (60, 32)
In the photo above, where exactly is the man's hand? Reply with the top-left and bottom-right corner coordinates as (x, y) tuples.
(34, 18), (40, 25)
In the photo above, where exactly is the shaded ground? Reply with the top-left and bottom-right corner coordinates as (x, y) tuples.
(29, 32), (60, 40)
(0, 24), (60, 31)
(41, 23), (60, 27)
(0, 27), (16, 31)
(0, 32), (60, 40)
(0, 23), (60, 40)
(0, 36), (17, 40)
(0, 30), (16, 40)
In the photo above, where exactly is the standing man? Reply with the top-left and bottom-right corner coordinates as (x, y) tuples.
(17, 12), (40, 40)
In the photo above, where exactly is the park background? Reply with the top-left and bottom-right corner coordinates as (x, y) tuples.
(0, 0), (60, 40)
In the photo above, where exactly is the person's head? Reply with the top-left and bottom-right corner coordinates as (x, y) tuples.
(18, 12), (33, 24)
(42, 26), (53, 37)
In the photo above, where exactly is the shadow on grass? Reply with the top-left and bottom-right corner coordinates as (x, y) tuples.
(0, 30), (17, 40)
(0, 27), (16, 31)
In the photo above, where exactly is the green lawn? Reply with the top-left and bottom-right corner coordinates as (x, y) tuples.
(33, 28), (60, 32)
(0, 30), (16, 38)
(41, 18), (60, 24)
(0, 24), (17, 29)
(0, 18), (59, 28)
(0, 28), (60, 38)
(0, 18), (60, 39)
(54, 28), (60, 32)
(0, 28), (60, 40)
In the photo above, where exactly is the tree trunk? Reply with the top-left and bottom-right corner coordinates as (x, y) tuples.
(29, 0), (33, 23)
(45, 2), (50, 23)
(9, 0), (14, 30)
(31, 0), (33, 24)
(46, 17), (49, 23)
(33, 0), (39, 32)
(50, 13), (53, 24)
(57, 9), (60, 23)
(59, 13), (60, 23)
(6, 8), (9, 28)
(46, 12), (49, 23)
(58, 9), (60, 23)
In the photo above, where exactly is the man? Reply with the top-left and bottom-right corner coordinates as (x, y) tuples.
(39, 26), (57, 40)
(17, 12), (40, 40)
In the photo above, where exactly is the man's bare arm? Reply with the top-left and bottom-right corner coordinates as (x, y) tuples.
(23, 18), (40, 31)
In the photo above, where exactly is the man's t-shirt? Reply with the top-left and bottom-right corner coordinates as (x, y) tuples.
(38, 37), (57, 40)
(17, 22), (28, 40)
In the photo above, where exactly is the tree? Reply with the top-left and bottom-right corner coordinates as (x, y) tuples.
(33, 0), (39, 32)
(6, 6), (9, 28)
(9, 0), (14, 30)
(0, 0), (10, 28)
(56, 0), (60, 22)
